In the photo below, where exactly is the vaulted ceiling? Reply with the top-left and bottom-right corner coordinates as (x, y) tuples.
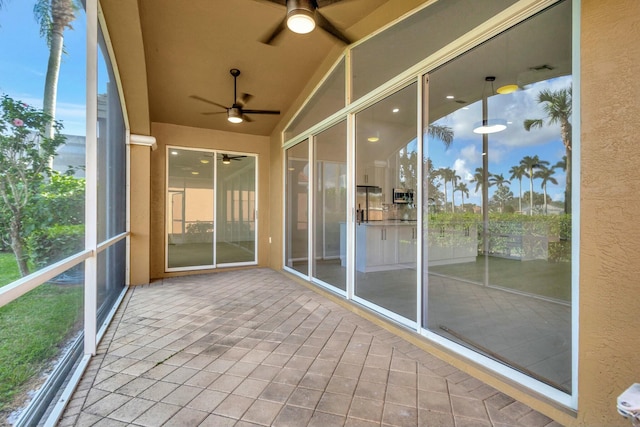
(101, 0), (423, 137)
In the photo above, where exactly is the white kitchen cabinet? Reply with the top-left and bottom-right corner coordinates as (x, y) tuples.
(397, 225), (417, 265)
(355, 222), (405, 272)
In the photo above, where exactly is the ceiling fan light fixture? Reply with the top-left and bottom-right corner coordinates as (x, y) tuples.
(286, 0), (315, 34)
(287, 11), (315, 34)
(227, 107), (243, 123)
(222, 155), (231, 164)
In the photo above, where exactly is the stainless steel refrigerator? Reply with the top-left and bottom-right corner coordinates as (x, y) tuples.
(356, 185), (383, 222)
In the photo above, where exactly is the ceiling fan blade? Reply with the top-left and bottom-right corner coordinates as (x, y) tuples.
(260, 17), (287, 45)
(242, 114), (254, 123)
(201, 111), (226, 115)
(315, 10), (352, 44)
(238, 93), (254, 107)
(243, 109), (281, 115)
(316, 0), (347, 6)
(190, 95), (228, 110)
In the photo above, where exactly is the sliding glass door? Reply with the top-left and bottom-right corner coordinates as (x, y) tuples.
(166, 148), (257, 270)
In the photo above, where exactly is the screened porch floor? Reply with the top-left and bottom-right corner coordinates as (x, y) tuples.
(58, 268), (562, 427)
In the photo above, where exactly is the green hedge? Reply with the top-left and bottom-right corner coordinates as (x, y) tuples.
(27, 224), (84, 270)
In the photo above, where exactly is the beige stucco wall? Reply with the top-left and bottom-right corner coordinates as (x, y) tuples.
(129, 143), (152, 285)
(148, 122), (271, 279)
(577, 0), (640, 425)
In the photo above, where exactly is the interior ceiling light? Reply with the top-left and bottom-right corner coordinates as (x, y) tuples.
(446, 95), (455, 99)
(200, 159), (210, 164)
(473, 76), (507, 134)
(171, 151), (178, 155)
(191, 171), (199, 175)
(222, 154), (231, 164)
(392, 108), (399, 113)
(287, 0), (316, 34)
(473, 118), (507, 134)
(227, 107), (243, 124)
(497, 84), (519, 94)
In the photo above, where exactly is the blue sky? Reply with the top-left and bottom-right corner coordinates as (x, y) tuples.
(427, 75), (572, 207)
(0, 0), (88, 135)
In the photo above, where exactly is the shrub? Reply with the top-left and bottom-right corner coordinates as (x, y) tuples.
(27, 224), (84, 270)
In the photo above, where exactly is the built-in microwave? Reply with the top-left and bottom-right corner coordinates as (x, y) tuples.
(393, 188), (414, 204)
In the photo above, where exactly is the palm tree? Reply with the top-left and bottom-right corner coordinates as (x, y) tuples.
(436, 168), (449, 213)
(427, 124), (454, 149)
(554, 156), (567, 172)
(524, 86), (572, 213)
(34, 0), (78, 138)
(508, 165), (526, 213)
(455, 182), (469, 211)
(520, 155), (549, 215)
(488, 174), (511, 212)
(449, 169), (461, 212)
(488, 173), (510, 189)
(470, 167), (484, 194)
(536, 166), (558, 214)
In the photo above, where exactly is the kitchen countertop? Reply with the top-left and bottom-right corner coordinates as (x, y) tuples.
(356, 220), (417, 226)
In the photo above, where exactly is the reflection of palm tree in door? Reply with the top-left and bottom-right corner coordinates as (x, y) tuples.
(524, 86), (572, 213)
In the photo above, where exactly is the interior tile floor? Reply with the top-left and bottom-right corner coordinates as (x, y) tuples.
(58, 268), (563, 427)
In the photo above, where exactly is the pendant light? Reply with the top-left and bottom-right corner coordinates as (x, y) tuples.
(473, 76), (507, 134)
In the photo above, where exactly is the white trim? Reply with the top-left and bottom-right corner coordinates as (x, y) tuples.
(570, 0), (580, 409)
(0, 250), (92, 309)
(129, 133), (157, 150)
(97, 232), (128, 254)
(84, 0), (98, 357)
(416, 73), (425, 332)
(42, 354), (90, 427)
(306, 135), (314, 279)
(125, 131), (131, 286)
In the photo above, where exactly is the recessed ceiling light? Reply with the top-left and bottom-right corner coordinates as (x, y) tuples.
(171, 151), (178, 155)
(191, 171), (199, 175)
(392, 108), (400, 113)
(446, 95), (455, 99)
(200, 159), (210, 164)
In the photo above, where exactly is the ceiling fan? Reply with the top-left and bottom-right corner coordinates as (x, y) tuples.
(259, 0), (353, 45)
(191, 68), (280, 124)
(219, 154), (247, 164)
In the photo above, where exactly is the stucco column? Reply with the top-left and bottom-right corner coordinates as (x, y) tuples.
(128, 133), (156, 285)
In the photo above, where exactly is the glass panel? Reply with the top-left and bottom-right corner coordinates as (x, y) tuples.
(355, 84), (417, 321)
(313, 121), (347, 290)
(97, 31), (126, 242)
(167, 148), (215, 268)
(285, 58), (345, 140)
(351, 0), (518, 101)
(0, 264), (84, 416)
(0, 1), (86, 279)
(216, 154), (256, 264)
(424, 1), (572, 392)
(97, 239), (126, 324)
(286, 140), (309, 275)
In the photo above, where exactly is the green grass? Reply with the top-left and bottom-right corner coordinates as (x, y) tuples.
(430, 256), (571, 301)
(0, 251), (22, 288)
(0, 252), (83, 413)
